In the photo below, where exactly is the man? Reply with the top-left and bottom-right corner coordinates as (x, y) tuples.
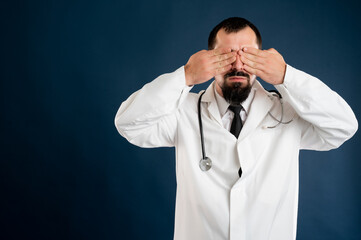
(115, 17), (357, 240)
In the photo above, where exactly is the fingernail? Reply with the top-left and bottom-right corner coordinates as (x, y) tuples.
(243, 47), (247, 51)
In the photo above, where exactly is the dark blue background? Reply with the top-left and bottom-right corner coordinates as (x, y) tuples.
(1, 0), (361, 239)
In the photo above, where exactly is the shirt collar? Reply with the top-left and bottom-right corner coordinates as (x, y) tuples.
(213, 82), (256, 118)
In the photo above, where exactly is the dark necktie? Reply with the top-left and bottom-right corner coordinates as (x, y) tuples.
(228, 105), (243, 178)
(228, 105), (243, 139)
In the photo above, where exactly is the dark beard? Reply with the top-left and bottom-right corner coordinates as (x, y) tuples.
(221, 71), (252, 105)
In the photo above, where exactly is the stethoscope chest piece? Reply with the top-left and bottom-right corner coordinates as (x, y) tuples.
(199, 157), (212, 171)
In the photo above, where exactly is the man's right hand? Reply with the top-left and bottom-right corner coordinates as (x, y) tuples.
(184, 48), (237, 86)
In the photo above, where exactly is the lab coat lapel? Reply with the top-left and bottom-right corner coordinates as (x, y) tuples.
(238, 81), (274, 142)
(201, 81), (223, 127)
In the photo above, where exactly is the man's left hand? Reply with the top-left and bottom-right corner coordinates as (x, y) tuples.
(238, 47), (286, 85)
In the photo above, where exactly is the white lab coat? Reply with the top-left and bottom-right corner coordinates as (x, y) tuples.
(115, 65), (357, 240)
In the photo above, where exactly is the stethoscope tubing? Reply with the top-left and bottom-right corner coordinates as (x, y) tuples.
(197, 91), (207, 160)
(197, 89), (293, 171)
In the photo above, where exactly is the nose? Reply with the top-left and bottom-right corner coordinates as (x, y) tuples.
(232, 54), (244, 71)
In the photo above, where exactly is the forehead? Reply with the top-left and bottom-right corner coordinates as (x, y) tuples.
(214, 27), (258, 50)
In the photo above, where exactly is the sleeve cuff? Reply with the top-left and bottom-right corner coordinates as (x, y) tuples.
(274, 64), (296, 90)
(172, 65), (193, 106)
(175, 65), (193, 92)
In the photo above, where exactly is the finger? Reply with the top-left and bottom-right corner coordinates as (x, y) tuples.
(243, 64), (264, 77)
(215, 64), (232, 75)
(240, 54), (265, 71)
(213, 55), (236, 68)
(242, 47), (266, 57)
(211, 47), (232, 56)
(211, 51), (236, 64)
(240, 51), (265, 64)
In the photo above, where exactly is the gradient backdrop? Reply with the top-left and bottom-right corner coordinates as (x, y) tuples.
(1, 0), (361, 239)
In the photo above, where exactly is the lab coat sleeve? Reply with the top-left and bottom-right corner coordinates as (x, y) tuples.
(275, 65), (358, 150)
(114, 66), (192, 148)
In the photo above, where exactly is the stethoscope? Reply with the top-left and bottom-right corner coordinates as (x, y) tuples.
(197, 89), (294, 172)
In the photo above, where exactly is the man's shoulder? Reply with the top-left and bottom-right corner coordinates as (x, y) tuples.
(177, 89), (210, 116)
(182, 90), (204, 105)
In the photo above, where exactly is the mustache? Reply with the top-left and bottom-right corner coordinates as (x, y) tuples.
(224, 70), (250, 79)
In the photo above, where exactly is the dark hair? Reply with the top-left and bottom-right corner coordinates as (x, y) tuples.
(208, 17), (262, 50)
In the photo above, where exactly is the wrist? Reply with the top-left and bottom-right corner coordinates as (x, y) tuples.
(184, 64), (194, 86)
(273, 64), (288, 86)
(275, 63), (286, 85)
